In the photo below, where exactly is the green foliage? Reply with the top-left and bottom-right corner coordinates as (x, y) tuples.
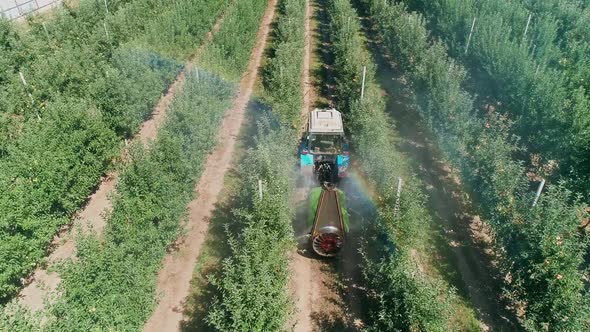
(360, 0), (590, 329)
(263, 0), (307, 126)
(207, 0), (306, 330)
(405, 0), (590, 196)
(91, 47), (180, 137)
(327, 0), (455, 329)
(507, 185), (589, 331)
(1, 71), (235, 331)
(200, 0), (270, 81)
(132, 0), (231, 59)
(362, 223), (454, 332)
(0, 0), (227, 302)
(327, 0), (373, 113)
(207, 116), (297, 331)
(0, 99), (118, 300)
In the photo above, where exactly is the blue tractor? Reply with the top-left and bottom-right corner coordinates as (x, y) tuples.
(299, 108), (349, 184)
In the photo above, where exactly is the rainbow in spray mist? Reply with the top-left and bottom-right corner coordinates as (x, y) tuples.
(339, 168), (378, 230)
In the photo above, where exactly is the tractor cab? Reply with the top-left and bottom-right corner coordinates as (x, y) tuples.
(300, 109), (349, 183)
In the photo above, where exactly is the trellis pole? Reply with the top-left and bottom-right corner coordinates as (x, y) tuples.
(360, 66), (366, 100)
(532, 179), (545, 207)
(258, 179), (263, 200)
(42, 22), (49, 40)
(393, 177), (403, 217)
(535, 61), (544, 76)
(19, 71), (40, 120)
(465, 17), (476, 54)
(523, 13), (532, 38)
(19, 71), (34, 104)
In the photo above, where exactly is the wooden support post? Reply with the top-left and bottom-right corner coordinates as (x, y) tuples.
(535, 61), (544, 76)
(258, 179), (263, 200)
(19, 71), (39, 119)
(19, 71), (27, 87)
(19, 71), (34, 104)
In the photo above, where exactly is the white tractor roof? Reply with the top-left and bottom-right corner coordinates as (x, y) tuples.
(309, 108), (343, 133)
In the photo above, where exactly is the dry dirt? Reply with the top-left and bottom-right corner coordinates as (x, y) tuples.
(16, 8), (229, 314)
(142, 1), (278, 331)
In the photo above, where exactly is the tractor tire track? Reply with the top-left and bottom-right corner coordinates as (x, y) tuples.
(16, 8), (230, 313)
(142, 0), (278, 330)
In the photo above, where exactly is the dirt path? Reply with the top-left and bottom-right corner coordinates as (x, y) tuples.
(16, 9), (229, 313)
(290, 0), (315, 330)
(142, 1), (277, 331)
(357, 13), (521, 332)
